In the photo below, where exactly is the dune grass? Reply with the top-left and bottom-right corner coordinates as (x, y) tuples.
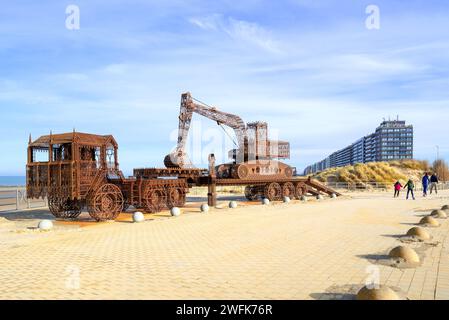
(311, 160), (429, 184)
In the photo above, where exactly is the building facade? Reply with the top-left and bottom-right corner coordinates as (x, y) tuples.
(304, 119), (413, 175)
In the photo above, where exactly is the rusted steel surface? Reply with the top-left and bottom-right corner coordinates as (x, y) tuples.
(27, 131), (189, 221)
(26, 92), (340, 222)
(208, 177), (340, 201)
(165, 92), (290, 172)
(159, 92), (339, 202)
(133, 167), (208, 181)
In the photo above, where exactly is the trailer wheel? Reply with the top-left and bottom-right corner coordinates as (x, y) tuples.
(48, 195), (82, 219)
(167, 188), (185, 208)
(244, 186), (258, 201)
(282, 182), (295, 198)
(145, 188), (165, 213)
(87, 184), (124, 221)
(295, 183), (308, 199)
(264, 182), (282, 201)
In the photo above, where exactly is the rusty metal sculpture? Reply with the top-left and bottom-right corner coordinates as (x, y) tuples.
(26, 92), (340, 222)
(165, 92), (291, 180)
(27, 131), (189, 221)
(163, 92), (339, 203)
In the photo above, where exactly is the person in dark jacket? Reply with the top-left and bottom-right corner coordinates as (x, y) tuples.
(404, 179), (415, 200)
(394, 181), (403, 198)
(422, 173), (430, 197)
(430, 173), (439, 195)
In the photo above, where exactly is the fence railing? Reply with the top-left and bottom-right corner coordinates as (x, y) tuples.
(324, 181), (449, 192)
(0, 187), (47, 212)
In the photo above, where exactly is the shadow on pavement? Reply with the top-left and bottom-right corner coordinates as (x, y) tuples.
(0, 209), (53, 221)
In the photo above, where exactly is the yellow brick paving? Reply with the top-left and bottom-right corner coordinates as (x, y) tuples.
(0, 191), (448, 300)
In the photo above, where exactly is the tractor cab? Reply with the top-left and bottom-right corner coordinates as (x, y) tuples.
(27, 131), (120, 201)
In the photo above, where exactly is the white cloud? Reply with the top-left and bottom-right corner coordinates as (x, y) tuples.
(188, 15), (220, 31)
(188, 15), (281, 53)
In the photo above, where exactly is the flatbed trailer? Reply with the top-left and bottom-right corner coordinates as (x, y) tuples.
(134, 167), (341, 204)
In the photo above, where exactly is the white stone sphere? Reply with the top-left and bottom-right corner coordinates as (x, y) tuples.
(38, 220), (53, 231)
(229, 201), (238, 209)
(317, 195), (323, 200)
(283, 196), (290, 203)
(262, 198), (270, 205)
(200, 204), (210, 213)
(300, 196), (307, 202)
(331, 193), (337, 199)
(133, 211), (145, 223)
(170, 207), (181, 217)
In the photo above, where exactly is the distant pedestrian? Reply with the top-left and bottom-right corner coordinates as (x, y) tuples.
(394, 181), (403, 198)
(422, 173), (430, 197)
(430, 173), (439, 195)
(404, 179), (415, 200)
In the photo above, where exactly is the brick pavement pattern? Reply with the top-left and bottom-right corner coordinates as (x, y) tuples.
(0, 191), (448, 300)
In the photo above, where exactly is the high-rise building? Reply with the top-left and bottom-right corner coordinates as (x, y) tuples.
(303, 119), (413, 175)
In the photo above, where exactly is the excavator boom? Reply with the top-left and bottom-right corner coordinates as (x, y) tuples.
(165, 92), (290, 168)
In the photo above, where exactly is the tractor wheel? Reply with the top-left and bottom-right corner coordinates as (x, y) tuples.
(282, 182), (295, 198)
(167, 188), (185, 208)
(264, 182), (282, 201)
(144, 188), (166, 213)
(48, 195), (82, 219)
(87, 184), (124, 221)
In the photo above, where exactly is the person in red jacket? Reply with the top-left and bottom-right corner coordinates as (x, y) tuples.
(394, 181), (403, 198)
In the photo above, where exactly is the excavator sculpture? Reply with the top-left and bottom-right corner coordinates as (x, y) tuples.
(165, 92), (293, 180)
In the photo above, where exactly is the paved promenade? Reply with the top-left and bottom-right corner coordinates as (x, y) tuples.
(0, 191), (448, 299)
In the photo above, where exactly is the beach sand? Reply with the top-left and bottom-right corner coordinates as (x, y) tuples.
(0, 190), (448, 300)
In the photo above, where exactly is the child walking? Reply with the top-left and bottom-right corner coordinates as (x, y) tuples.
(394, 181), (403, 198)
(404, 179), (415, 200)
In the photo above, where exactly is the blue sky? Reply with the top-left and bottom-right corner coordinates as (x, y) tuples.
(0, 0), (448, 176)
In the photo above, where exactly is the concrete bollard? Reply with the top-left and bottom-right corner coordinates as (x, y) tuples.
(38, 220), (53, 231)
(229, 201), (238, 209)
(357, 285), (400, 300)
(170, 207), (181, 217)
(283, 196), (290, 203)
(200, 204), (210, 213)
(132, 211), (145, 223)
(262, 198), (270, 205)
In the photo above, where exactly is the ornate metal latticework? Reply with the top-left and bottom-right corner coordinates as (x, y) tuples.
(295, 183), (309, 199)
(264, 182), (282, 201)
(144, 187), (166, 213)
(48, 195), (82, 219)
(87, 184), (124, 221)
(282, 182), (295, 198)
(26, 93), (341, 222)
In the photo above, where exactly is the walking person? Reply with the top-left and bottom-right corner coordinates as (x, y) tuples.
(430, 173), (439, 195)
(404, 179), (415, 200)
(422, 172), (430, 197)
(394, 181), (403, 198)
